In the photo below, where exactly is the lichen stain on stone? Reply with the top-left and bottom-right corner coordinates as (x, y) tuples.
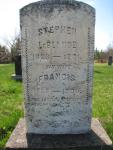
(51, 111), (64, 117)
(20, 0), (95, 18)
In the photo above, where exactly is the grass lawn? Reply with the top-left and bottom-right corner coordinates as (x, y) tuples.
(0, 63), (113, 148)
(93, 63), (113, 141)
(0, 64), (24, 149)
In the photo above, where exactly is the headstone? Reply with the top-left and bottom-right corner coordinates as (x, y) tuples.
(108, 56), (112, 65)
(6, 1), (113, 149)
(12, 55), (22, 81)
(20, 0), (95, 134)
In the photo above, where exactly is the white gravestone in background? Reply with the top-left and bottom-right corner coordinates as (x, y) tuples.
(20, 0), (95, 134)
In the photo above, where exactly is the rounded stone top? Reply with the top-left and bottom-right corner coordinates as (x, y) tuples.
(20, 0), (95, 17)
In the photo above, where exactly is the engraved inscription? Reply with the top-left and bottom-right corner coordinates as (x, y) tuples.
(38, 25), (76, 36)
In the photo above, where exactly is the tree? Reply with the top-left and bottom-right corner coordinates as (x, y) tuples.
(3, 34), (21, 62)
(11, 37), (21, 62)
(106, 45), (113, 57)
(0, 44), (11, 63)
(94, 48), (101, 61)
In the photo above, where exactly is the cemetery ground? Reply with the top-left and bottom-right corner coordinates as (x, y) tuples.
(0, 63), (113, 149)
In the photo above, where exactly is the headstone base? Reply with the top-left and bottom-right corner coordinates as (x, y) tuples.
(11, 74), (22, 81)
(5, 118), (112, 150)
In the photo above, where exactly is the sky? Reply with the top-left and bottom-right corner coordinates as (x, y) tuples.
(0, 0), (113, 51)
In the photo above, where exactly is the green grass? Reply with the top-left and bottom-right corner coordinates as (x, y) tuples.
(93, 63), (113, 141)
(0, 63), (113, 149)
(0, 64), (24, 149)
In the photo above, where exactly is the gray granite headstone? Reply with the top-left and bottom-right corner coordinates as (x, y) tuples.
(108, 56), (112, 65)
(20, 0), (95, 134)
(12, 55), (22, 81)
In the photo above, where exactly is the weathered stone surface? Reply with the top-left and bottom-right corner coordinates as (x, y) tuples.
(5, 118), (113, 150)
(20, 0), (95, 134)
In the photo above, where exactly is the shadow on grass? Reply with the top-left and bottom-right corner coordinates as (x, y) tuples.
(94, 70), (102, 74)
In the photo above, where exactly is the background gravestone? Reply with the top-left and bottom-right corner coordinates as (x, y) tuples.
(20, 0), (95, 134)
(108, 56), (112, 65)
(12, 55), (22, 81)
